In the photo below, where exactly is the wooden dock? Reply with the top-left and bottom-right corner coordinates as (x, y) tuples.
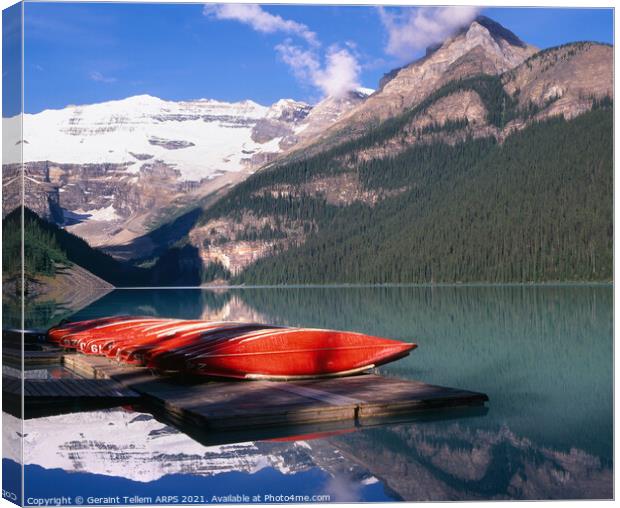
(3, 373), (140, 418)
(63, 354), (488, 432)
(3, 376), (138, 400)
(3, 376), (139, 402)
(3, 347), (65, 366)
(3, 328), (64, 366)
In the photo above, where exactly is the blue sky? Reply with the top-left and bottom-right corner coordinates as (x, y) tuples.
(3, 3), (22, 116)
(20, 3), (614, 114)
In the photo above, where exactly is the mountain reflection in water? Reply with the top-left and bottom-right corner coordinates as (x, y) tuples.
(15, 285), (613, 501)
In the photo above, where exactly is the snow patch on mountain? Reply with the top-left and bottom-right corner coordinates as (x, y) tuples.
(73, 204), (122, 222)
(21, 95), (310, 182)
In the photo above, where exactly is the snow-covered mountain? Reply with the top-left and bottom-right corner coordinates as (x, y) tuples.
(10, 89), (372, 250)
(23, 94), (310, 182)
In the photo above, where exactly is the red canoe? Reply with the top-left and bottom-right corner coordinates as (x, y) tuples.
(79, 319), (187, 355)
(75, 319), (174, 353)
(115, 324), (239, 364)
(184, 328), (416, 379)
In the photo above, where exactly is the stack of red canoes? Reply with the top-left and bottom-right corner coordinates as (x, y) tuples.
(47, 316), (416, 380)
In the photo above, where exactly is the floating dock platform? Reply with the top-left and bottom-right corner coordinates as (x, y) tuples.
(2, 375), (140, 417)
(3, 376), (138, 401)
(61, 353), (488, 432)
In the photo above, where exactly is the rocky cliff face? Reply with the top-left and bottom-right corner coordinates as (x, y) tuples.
(360, 16), (537, 119)
(21, 159), (212, 248)
(251, 99), (312, 144)
(347, 41), (612, 163)
(502, 41), (613, 124)
(281, 89), (373, 149)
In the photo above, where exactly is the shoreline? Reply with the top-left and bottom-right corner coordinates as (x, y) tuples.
(110, 281), (613, 290)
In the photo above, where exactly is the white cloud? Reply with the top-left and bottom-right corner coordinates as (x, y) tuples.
(314, 47), (361, 98)
(275, 41), (319, 83)
(275, 41), (360, 98)
(379, 6), (481, 61)
(203, 4), (317, 46)
(204, 3), (361, 98)
(89, 71), (117, 83)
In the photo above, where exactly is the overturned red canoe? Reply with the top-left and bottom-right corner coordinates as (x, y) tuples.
(76, 319), (175, 352)
(183, 328), (416, 379)
(79, 318), (187, 356)
(104, 320), (207, 360)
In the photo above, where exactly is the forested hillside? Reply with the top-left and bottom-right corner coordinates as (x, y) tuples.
(2, 208), (227, 287)
(2, 208), (149, 286)
(229, 105), (612, 284)
(3, 208), (71, 279)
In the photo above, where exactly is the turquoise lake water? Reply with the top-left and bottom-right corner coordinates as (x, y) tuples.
(9, 285), (614, 502)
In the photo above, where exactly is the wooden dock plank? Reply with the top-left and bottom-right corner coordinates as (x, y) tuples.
(31, 380), (56, 397)
(49, 380), (76, 398)
(2, 376), (140, 402)
(26, 382), (45, 397)
(3, 346), (64, 366)
(61, 379), (94, 397)
(272, 383), (362, 405)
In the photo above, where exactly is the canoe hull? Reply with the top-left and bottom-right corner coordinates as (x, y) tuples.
(185, 329), (416, 379)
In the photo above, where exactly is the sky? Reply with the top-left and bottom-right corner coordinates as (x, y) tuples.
(13, 3), (615, 114)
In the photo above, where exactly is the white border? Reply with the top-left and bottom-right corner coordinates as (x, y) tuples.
(0, 2), (616, 508)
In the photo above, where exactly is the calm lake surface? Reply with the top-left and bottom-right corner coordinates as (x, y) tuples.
(10, 285), (613, 502)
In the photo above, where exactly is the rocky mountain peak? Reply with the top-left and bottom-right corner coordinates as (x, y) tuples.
(467, 15), (527, 48)
(421, 16), (526, 61)
(295, 16), (537, 151)
(433, 15), (537, 76)
(266, 98), (312, 123)
(377, 16), (534, 94)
